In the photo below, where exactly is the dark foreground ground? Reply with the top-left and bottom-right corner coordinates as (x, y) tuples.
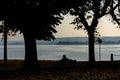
(0, 60), (120, 80)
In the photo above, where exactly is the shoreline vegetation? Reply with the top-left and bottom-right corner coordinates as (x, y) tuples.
(0, 60), (120, 80)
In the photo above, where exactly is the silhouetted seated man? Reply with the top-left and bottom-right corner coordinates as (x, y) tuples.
(61, 55), (69, 62)
(56, 55), (76, 66)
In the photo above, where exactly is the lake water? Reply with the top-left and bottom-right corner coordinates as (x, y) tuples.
(0, 44), (120, 61)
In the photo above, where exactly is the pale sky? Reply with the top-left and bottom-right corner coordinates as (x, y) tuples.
(7, 14), (120, 41)
(55, 14), (120, 38)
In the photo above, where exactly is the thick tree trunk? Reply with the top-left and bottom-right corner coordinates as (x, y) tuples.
(88, 32), (95, 62)
(4, 30), (7, 65)
(88, 30), (96, 66)
(22, 32), (40, 70)
(87, 19), (98, 66)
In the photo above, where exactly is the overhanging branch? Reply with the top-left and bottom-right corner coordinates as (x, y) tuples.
(110, 10), (120, 25)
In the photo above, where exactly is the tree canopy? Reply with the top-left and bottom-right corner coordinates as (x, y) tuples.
(0, 0), (63, 40)
(0, 0), (119, 68)
(68, 0), (120, 64)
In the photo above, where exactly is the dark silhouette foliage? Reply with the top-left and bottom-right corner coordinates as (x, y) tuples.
(0, 0), (119, 69)
(53, 0), (119, 66)
(0, 0), (88, 70)
(0, 0), (64, 70)
(69, 0), (120, 65)
(110, 0), (120, 25)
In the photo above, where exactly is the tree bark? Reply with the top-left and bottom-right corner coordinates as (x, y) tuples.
(88, 30), (96, 64)
(4, 29), (7, 65)
(22, 32), (40, 70)
(87, 19), (98, 65)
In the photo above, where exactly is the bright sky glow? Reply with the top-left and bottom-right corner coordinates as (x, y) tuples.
(55, 14), (120, 38)
(6, 14), (120, 41)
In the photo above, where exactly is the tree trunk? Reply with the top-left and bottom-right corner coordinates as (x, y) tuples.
(22, 32), (40, 70)
(87, 19), (98, 66)
(4, 30), (7, 65)
(88, 31), (96, 64)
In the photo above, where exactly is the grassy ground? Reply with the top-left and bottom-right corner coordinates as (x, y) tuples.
(0, 60), (120, 80)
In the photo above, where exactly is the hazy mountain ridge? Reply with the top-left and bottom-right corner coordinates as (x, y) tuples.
(38, 37), (120, 45)
(1, 37), (120, 45)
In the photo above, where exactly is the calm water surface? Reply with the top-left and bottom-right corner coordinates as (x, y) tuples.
(0, 44), (120, 61)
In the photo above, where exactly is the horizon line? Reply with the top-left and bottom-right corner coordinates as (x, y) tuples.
(56, 36), (120, 38)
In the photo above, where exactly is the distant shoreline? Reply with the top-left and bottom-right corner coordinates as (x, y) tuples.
(0, 37), (119, 45)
